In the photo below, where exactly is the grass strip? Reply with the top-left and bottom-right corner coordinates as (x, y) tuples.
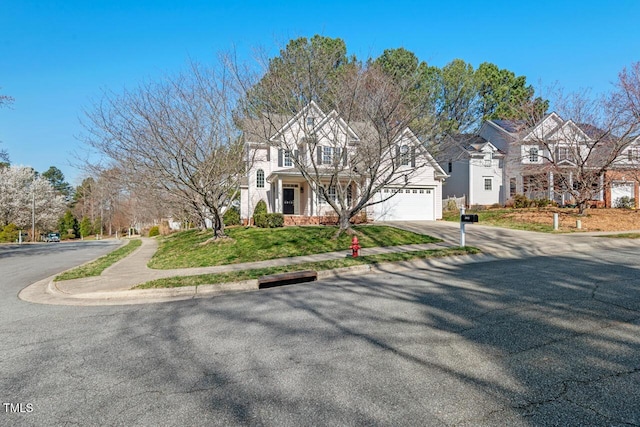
(54, 239), (142, 281)
(443, 209), (555, 232)
(598, 233), (640, 239)
(134, 246), (480, 289)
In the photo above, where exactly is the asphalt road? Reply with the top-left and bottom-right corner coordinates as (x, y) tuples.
(2, 234), (640, 426)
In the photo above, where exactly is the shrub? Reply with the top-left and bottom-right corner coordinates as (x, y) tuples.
(534, 198), (554, 208)
(265, 213), (284, 228)
(223, 206), (241, 226)
(148, 226), (160, 237)
(513, 194), (531, 209)
(0, 223), (19, 243)
(616, 196), (635, 209)
(253, 199), (268, 227)
(253, 213), (266, 228)
(253, 200), (267, 216)
(254, 212), (284, 228)
(445, 199), (458, 211)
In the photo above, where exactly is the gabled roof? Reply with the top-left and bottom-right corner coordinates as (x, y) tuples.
(491, 119), (527, 134)
(313, 109), (360, 142)
(436, 134), (505, 161)
(398, 128), (448, 178)
(270, 100), (327, 141)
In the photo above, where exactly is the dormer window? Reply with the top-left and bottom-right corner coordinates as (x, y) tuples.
(556, 147), (572, 162)
(484, 153), (492, 167)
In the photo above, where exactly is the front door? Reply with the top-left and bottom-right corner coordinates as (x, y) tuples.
(283, 188), (295, 214)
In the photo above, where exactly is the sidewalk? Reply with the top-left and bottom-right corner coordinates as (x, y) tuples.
(18, 234), (463, 306)
(19, 221), (640, 306)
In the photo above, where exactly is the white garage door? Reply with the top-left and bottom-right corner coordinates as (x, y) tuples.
(374, 187), (435, 221)
(611, 182), (634, 207)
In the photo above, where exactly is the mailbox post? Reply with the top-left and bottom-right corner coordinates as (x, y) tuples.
(459, 208), (479, 247)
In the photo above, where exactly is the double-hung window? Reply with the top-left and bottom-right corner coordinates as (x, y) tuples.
(529, 147), (539, 163)
(484, 178), (492, 191)
(284, 150), (292, 167)
(400, 145), (410, 166)
(322, 146), (333, 165)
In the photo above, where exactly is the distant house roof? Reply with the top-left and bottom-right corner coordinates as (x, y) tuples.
(491, 119), (527, 134)
(436, 134), (505, 161)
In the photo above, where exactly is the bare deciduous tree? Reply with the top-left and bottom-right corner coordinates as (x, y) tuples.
(82, 61), (245, 237)
(236, 44), (445, 235)
(0, 87), (13, 164)
(512, 82), (640, 214)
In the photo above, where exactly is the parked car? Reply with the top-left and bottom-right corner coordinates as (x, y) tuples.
(45, 232), (60, 242)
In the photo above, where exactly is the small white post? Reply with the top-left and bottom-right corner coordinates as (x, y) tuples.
(460, 207), (466, 247)
(576, 220), (582, 229)
(553, 213), (559, 230)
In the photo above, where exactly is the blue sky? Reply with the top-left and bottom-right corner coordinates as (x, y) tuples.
(1, 0), (639, 185)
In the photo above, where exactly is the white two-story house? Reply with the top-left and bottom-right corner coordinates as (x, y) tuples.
(437, 135), (505, 206)
(240, 102), (447, 224)
(478, 112), (604, 206)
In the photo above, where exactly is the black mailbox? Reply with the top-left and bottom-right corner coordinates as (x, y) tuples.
(460, 214), (479, 223)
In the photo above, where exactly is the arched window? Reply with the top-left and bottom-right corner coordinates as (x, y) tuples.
(256, 169), (265, 188)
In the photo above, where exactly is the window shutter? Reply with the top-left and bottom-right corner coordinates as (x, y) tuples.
(335, 147), (341, 165)
(411, 147), (416, 167)
(294, 149), (299, 161)
(395, 146), (400, 166)
(343, 148), (348, 166)
(278, 149), (283, 167)
(317, 146), (323, 164)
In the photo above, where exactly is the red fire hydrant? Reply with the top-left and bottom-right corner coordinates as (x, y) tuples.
(350, 236), (361, 257)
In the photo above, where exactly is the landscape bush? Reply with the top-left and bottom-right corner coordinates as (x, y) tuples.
(534, 198), (555, 208)
(445, 198), (458, 211)
(615, 196), (636, 209)
(513, 194), (531, 208)
(148, 226), (160, 237)
(0, 223), (19, 242)
(223, 206), (241, 226)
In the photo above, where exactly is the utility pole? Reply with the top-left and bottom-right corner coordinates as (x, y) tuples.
(32, 188), (35, 242)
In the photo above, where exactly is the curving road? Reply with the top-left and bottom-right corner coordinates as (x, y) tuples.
(1, 227), (640, 426)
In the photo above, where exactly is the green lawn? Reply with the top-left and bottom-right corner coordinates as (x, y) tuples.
(135, 246), (479, 289)
(442, 209), (555, 232)
(148, 225), (442, 269)
(55, 239), (142, 281)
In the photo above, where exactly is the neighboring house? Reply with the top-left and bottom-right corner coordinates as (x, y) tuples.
(477, 112), (606, 206)
(438, 135), (505, 206)
(240, 102), (447, 224)
(606, 135), (640, 208)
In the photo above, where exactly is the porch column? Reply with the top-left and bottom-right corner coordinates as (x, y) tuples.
(548, 171), (554, 201)
(599, 174), (604, 201)
(308, 183), (313, 216)
(277, 178), (283, 213)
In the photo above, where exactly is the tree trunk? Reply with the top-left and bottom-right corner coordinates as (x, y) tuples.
(577, 200), (587, 215)
(334, 210), (354, 238)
